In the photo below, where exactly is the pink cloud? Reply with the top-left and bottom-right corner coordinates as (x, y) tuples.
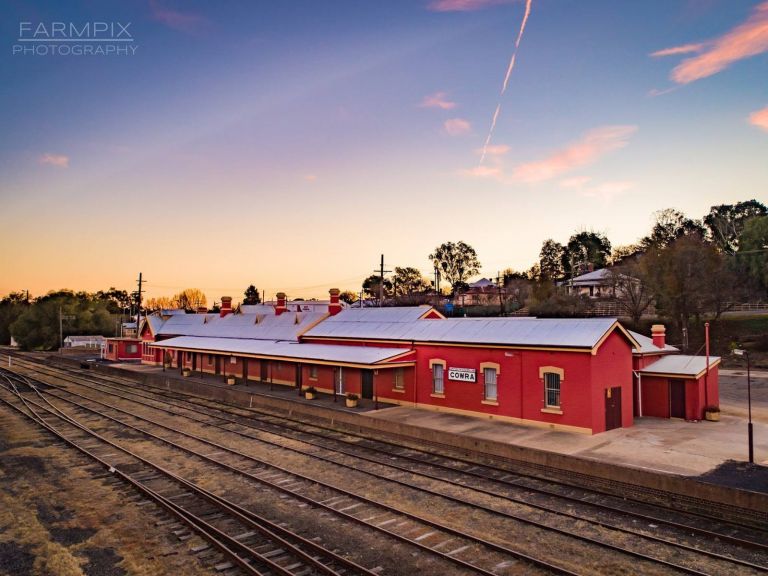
(649, 43), (706, 57)
(444, 118), (471, 135)
(304, 174), (318, 182)
(663, 2), (768, 84)
(149, 0), (207, 33)
(462, 165), (502, 178)
(749, 106), (768, 132)
(581, 181), (635, 202)
(559, 176), (592, 189)
(39, 153), (69, 168)
(511, 125), (637, 183)
(428, 0), (511, 12)
(420, 92), (457, 110)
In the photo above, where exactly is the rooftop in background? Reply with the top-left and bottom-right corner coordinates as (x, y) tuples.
(628, 330), (678, 355)
(308, 311), (636, 350)
(154, 311), (327, 342)
(150, 336), (413, 366)
(639, 355), (721, 378)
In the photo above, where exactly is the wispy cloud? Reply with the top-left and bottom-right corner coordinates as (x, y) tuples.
(304, 174), (318, 182)
(420, 92), (457, 110)
(428, 0), (511, 12)
(479, 0), (533, 164)
(649, 43), (706, 57)
(750, 106), (768, 131)
(149, 0), (207, 33)
(510, 125), (637, 183)
(559, 176), (592, 189)
(655, 1), (768, 84)
(39, 153), (69, 168)
(580, 180), (634, 202)
(477, 144), (510, 156)
(444, 118), (472, 135)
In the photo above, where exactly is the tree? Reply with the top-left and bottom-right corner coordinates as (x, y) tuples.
(607, 260), (655, 324)
(0, 292), (29, 345)
(339, 290), (358, 305)
(428, 241), (481, 292)
(610, 244), (643, 266)
(392, 267), (430, 297)
(243, 285), (261, 305)
(144, 296), (174, 311)
(538, 240), (565, 281)
(704, 199), (767, 254)
(737, 215), (768, 293)
(95, 287), (132, 314)
(11, 293), (114, 350)
(640, 208), (705, 251)
(362, 275), (392, 300)
(565, 231), (611, 277)
(171, 289), (207, 312)
(642, 234), (735, 334)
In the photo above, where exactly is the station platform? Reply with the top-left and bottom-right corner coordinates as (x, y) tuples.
(109, 362), (768, 482)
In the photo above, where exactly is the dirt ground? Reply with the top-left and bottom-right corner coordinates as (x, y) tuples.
(0, 405), (213, 576)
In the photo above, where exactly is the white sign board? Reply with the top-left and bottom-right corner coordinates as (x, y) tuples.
(448, 367), (476, 382)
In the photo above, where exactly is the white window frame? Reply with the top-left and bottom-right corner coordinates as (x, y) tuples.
(483, 367), (497, 401)
(544, 372), (561, 409)
(336, 367), (345, 394)
(393, 367), (404, 390)
(432, 364), (444, 394)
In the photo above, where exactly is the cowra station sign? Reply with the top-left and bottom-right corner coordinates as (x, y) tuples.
(448, 367), (476, 382)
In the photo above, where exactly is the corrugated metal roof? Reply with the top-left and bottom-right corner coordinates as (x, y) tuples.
(639, 355), (721, 377)
(239, 304), (276, 314)
(628, 330), (678, 354)
(321, 307), (435, 324)
(157, 311), (326, 341)
(570, 268), (611, 285)
(307, 311), (624, 348)
(150, 336), (412, 365)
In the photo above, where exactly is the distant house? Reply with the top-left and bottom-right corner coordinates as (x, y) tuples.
(63, 335), (105, 349)
(455, 278), (502, 306)
(564, 268), (615, 298)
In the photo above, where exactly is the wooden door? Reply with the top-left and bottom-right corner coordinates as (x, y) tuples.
(361, 370), (374, 400)
(260, 361), (268, 382)
(605, 387), (622, 431)
(670, 379), (686, 419)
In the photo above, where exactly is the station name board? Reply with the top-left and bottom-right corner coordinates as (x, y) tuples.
(447, 367), (476, 382)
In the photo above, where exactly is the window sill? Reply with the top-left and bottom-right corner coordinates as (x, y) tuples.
(392, 388), (405, 394)
(481, 400), (499, 406)
(541, 407), (563, 415)
(430, 393), (445, 399)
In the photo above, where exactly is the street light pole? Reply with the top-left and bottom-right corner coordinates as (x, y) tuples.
(733, 348), (754, 464)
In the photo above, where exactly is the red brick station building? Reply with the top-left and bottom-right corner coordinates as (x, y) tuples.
(132, 290), (719, 435)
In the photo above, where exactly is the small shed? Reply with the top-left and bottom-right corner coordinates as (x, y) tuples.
(104, 338), (142, 361)
(638, 355), (720, 420)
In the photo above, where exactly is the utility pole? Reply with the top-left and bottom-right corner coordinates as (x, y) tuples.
(433, 266), (441, 307)
(496, 271), (505, 316)
(373, 254), (391, 307)
(136, 272), (144, 332)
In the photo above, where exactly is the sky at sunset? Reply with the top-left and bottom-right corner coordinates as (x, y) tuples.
(1, 0), (767, 303)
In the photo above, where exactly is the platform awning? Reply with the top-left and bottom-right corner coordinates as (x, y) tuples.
(149, 336), (415, 369)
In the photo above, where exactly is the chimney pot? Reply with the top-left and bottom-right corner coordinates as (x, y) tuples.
(275, 292), (288, 315)
(220, 296), (233, 318)
(328, 288), (342, 316)
(651, 324), (666, 349)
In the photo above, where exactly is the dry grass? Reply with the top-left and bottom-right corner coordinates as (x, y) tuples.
(0, 405), (212, 576)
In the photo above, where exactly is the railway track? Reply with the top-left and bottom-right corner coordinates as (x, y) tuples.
(2, 354), (767, 574)
(0, 371), (383, 576)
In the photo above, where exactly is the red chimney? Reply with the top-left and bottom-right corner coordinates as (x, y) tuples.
(328, 288), (342, 316)
(220, 296), (233, 318)
(197, 306), (208, 314)
(275, 292), (288, 315)
(651, 324), (666, 349)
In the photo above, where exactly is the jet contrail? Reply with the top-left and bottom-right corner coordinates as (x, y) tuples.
(480, 0), (533, 165)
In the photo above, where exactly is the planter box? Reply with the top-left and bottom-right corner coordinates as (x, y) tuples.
(182, 369), (192, 378)
(345, 398), (358, 408)
(226, 376), (236, 386)
(705, 411), (720, 422)
(305, 392), (316, 400)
